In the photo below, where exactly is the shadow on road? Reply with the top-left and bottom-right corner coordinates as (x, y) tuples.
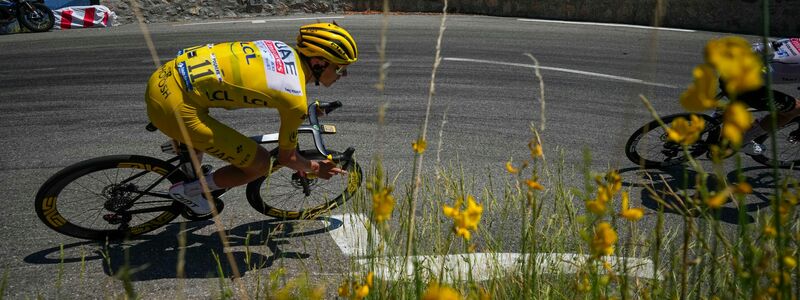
(618, 165), (798, 224)
(24, 217), (343, 281)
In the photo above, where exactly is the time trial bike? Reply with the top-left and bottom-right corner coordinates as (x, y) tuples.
(34, 101), (362, 241)
(625, 107), (800, 169)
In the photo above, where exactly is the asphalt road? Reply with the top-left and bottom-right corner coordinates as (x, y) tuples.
(1, 13), (796, 298)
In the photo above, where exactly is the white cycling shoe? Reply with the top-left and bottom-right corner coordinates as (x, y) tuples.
(741, 141), (765, 156)
(169, 182), (212, 216)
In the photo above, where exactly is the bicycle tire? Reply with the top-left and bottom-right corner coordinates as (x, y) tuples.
(34, 155), (185, 240)
(750, 120), (800, 168)
(245, 150), (362, 220)
(625, 113), (719, 168)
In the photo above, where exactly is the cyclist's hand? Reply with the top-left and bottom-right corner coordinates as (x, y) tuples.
(315, 160), (344, 180)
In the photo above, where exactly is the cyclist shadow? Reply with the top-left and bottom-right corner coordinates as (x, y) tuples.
(24, 217), (344, 281)
(619, 165), (793, 224)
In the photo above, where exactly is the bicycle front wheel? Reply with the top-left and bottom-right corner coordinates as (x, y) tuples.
(245, 150), (362, 220)
(750, 121), (800, 168)
(625, 113), (719, 168)
(34, 155), (185, 240)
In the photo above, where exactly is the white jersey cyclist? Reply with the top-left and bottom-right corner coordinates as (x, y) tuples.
(739, 38), (800, 155)
(755, 38), (800, 83)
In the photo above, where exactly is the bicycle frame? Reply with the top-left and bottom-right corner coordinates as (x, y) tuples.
(147, 100), (349, 188)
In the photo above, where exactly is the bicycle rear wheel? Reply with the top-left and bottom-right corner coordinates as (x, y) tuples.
(750, 121), (800, 168)
(625, 113), (719, 168)
(245, 150), (362, 220)
(34, 155), (185, 240)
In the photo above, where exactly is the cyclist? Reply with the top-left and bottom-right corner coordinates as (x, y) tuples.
(735, 38), (800, 154)
(144, 22), (358, 216)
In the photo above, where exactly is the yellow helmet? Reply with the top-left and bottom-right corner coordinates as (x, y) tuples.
(296, 22), (358, 65)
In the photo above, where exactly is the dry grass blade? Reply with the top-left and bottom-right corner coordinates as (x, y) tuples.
(523, 53), (545, 131)
(129, 0), (247, 297)
(405, 0), (448, 259)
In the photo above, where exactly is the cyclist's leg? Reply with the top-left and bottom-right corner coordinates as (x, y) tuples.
(738, 87), (799, 141)
(770, 91), (800, 127)
(145, 62), (217, 213)
(151, 105), (270, 190)
(747, 90), (799, 137)
(192, 112), (272, 188)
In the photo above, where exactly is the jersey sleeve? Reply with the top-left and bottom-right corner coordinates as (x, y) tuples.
(276, 95), (307, 150)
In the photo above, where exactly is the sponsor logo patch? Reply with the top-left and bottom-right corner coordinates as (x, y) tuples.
(255, 40), (303, 96)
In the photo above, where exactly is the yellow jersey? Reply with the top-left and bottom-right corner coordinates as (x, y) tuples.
(172, 40), (308, 150)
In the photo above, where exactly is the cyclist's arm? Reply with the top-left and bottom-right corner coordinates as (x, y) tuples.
(273, 98), (342, 178)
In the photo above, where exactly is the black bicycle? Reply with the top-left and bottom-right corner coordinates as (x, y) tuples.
(35, 101), (362, 241)
(625, 109), (800, 169)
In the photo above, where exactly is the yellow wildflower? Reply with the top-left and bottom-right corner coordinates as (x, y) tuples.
(620, 191), (644, 221)
(366, 272), (374, 287)
(706, 189), (731, 209)
(422, 282), (461, 300)
(372, 188), (395, 223)
(505, 160), (519, 174)
(705, 36), (764, 96)
(784, 190), (798, 206)
(464, 195), (483, 231)
(722, 102), (753, 146)
(591, 222), (617, 256)
(338, 273), (373, 300)
(734, 182), (753, 194)
(778, 202), (793, 218)
(479, 287), (491, 300)
(455, 227), (471, 240)
(443, 205), (459, 218)
(443, 195), (482, 241)
(525, 178), (545, 191)
(594, 185), (610, 203)
(679, 64), (720, 112)
(784, 256), (797, 269)
(586, 199), (607, 215)
(666, 114), (706, 145)
(338, 281), (350, 297)
(576, 275), (591, 292)
(412, 139), (427, 154)
(354, 284), (369, 299)
(606, 170), (622, 194)
(528, 140), (543, 158)
(763, 225), (777, 238)
(768, 286), (778, 296)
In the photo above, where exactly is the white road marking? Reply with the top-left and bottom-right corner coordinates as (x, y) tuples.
(328, 213), (661, 282)
(358, 253), (659, 282)
(174, 16), (344, 27)
(444, 57), (678, 88)
(517, 18), (696, 32)
(326, 214), (380, 257)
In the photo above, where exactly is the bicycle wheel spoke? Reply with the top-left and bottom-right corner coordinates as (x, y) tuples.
(626, 114), (717, 168)
(754, 124), (800, 167)
(57, 167), (174, 229)
(246, 151), (361, 220)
